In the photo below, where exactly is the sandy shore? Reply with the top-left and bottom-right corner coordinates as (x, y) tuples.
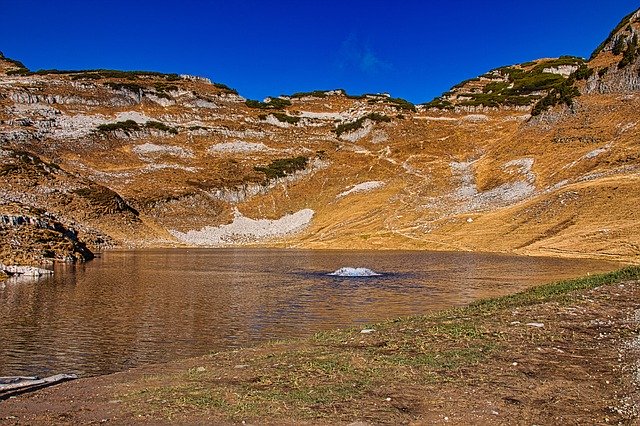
(1, 267), (640, 425)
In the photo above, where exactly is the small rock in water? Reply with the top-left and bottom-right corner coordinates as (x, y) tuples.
(526, 322), (545, 328)
(360, 329), (376, 334)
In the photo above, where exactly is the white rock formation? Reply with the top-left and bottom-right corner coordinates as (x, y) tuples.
(170, 209), (315, 245)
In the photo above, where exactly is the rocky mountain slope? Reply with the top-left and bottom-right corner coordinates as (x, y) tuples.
(1, 9), (640, 266)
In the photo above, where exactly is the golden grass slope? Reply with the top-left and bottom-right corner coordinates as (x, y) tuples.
(1, 9), (640, 263)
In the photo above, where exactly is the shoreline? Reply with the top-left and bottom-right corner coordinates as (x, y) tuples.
(1, 267), (639, 424)
(1, 243), (635, 283)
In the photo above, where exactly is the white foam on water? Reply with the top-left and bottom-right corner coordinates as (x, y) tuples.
(328, 267), (381, 277)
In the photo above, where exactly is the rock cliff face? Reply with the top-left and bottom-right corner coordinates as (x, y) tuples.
(585, 10), (640, 94)
(1, 9), (640, 265)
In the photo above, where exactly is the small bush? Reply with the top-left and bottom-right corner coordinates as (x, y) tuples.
(421, 98), (453, 110)
(335, 113), (391, 136)
(97, 120), (140, 133)
(245, 97), (292, 109)
(386, 97), (416, 112)
(290, 90), (329, 98)
(104, 82), (144, 92)
(618, 34), (638, 69)
(254, 156), (309, 180)
(531, 81), (580, 116)
(573, 64), (594, 80)
(145, 121), (178, 134)
(154, 83), (178, 93)
(213, 83), (239, 95)
(22, 69), (181, 81)
(271, 113), (301, 125)
(97, 120), (177, 134)
(598, 67), (608, 77)
(530, 56), (584, 74)
(612, 36), (627, 55)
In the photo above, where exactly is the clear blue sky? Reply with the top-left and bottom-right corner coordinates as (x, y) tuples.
(1, 1), (638, 103)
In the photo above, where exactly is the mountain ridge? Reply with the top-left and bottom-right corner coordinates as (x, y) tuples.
(1, 8), (640, 268)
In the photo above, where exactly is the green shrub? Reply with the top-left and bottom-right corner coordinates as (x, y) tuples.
(531, 81), (580, 116)
(573, 64), (594, 80)
(335, 113), (391, 136)
(96, 120), (177, 134)
(271, 113), (301, 124)
(421, 98), (453, 110)
(213, 83), (239, 95)
(385, 97), (416, 112)
(482, 81), (510, 93)
(154, 83), (178, 93)
(432, 56), (586, 110)
(618, 34), (638, 68)
(245, 97), (292, 109)
(104, 82), (144, 92)
(6, 69), (30, 76)
(97, 120), (140, 133)
(254, 156), (309, 180)
(598, 68), (608, 77)
(290, 90), (329, 98)
(530, 56), (584, 74)
(145, 121), (178, 134)
(22, 68), (180, 81)
(612, 36), (627, 55)
(510, 72), (565, 93)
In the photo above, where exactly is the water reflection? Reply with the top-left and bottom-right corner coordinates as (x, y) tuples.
(0, 249), (618, 377)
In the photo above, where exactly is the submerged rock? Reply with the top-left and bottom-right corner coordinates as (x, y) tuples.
(1, 264), (53, 277)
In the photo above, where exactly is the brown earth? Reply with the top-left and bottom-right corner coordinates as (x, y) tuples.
(1, 268), (639, 425)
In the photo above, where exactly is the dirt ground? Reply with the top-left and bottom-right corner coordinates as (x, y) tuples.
(1, 269), (640, 425)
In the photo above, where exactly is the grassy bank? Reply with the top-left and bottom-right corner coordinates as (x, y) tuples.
(110, 266), (640, 424)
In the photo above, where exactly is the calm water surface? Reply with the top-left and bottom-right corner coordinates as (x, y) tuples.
(0, 249), (619, 377)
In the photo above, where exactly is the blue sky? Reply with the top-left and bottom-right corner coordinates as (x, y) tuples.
(1, 1), (638, 103)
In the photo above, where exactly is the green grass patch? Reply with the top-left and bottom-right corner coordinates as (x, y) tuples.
(465, 266), (640, 314)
